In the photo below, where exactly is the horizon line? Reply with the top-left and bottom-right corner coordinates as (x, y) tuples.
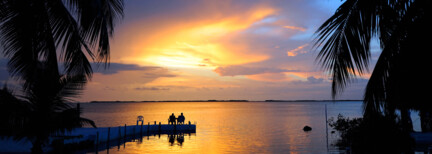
(77, 99), (363, 103)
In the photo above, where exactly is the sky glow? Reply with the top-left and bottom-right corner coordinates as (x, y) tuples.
(0, 0), (378, 101)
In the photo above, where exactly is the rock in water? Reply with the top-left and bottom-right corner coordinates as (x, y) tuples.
(303, 126), (312, 131)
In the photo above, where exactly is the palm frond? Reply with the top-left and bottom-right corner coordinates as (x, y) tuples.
(0, 1), (62, 88)
(363, 0), (430, 115)
(314, 0), (385, 98)
(47, 0), (93, 78)
(0, 0), (123, 150)
(0, 85), (32, 139)
(79, 117), (97, 128)
(363, 40), (397, 115)
(56, 75), (87, 103)
(0, 0), (39, 82)
(55, 107), (97, 134)
(66, 0), (124, 64)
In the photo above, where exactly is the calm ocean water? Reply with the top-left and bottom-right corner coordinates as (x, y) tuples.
(80, 101), (365, 153)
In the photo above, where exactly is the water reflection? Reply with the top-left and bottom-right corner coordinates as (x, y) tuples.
(93, 132), (195, 154)
(81, 101), (364, 153)
(168, 133), (185, 146)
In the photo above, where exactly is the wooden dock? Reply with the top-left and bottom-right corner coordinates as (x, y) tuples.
(0, 123), (196, 152)
(62, 123), (196, 145)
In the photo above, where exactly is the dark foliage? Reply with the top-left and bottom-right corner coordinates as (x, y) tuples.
(0, 0), (124, 86)
(329, 114), (414, 153)
(0, 66), (96, 153)
(0, 1), (123, 153)
(315, 0), (432, 132)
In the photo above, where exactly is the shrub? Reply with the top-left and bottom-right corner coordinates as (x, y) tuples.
(328, 114), (414, 153)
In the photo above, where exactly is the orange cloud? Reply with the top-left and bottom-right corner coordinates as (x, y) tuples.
(244, 71), (324, 83)
(283, 25), (307, 31)
(145, 75), (241, 90)
(114, 6), (276, 69)
(287, 44), (308, 57)
(246, 73), (291, 82)
(214, 65), (299, 76)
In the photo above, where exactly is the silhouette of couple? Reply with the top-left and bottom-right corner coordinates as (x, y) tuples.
(168, 113), (185, 125)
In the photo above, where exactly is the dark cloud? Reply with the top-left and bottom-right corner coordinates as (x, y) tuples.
(135, 87), (170, 91)
(92, 63), (161, 75)
(353, 78), (369, 83)
(1, 60), (169, 79)
(306, 76), (324, 84)
(214, 65), (299, 76)
(293, 76), (326, 84)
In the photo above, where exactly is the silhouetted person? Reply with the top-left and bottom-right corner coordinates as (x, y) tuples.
(168, 113), (176, 125)
(177, 113), (185, 125)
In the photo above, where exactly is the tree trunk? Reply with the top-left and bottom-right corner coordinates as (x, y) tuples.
(400, 108), (413, 132)
(420, 110), (432, 132)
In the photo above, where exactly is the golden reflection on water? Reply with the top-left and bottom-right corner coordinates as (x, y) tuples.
(82, 101), (362, 153)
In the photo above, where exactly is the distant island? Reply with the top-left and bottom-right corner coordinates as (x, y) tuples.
(264, 100), (362, 102)
(89, 100), (249, 103)
(87, 100), (362, 103)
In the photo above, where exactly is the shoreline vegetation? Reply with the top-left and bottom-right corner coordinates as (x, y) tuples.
(87, 100), (362, 103)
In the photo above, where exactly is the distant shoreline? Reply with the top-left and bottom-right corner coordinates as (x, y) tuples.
(85, 100), (362, 103)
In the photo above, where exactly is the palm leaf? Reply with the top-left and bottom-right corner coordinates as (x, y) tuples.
(314, 0), (386, 98)
(56, 75), (87, 104)
(363, 0), (429, 115)
(47, 0), (94, 78)
(0, 85), (32, 140)
(65, 0), (124, 64)
(0, 0), (39, 83)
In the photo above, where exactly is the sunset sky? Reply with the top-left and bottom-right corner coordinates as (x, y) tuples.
(0, 0), (380, 101)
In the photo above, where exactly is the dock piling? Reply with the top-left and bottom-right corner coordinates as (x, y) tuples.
(147, 122), (150, 134)
(124, 124), (127, 139)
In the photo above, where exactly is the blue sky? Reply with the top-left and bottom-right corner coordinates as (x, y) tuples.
(0, 0), (379, 101)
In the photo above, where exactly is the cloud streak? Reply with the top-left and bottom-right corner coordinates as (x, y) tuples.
(287, 44), (309, 57)
(283, 25), (307, 31)
(135, 87), (170, 91)
(92, 63), (161, 75)
(214, 65), (299, 76)
(75, 0), (370, 101)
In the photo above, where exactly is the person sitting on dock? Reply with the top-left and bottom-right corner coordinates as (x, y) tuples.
(177, 113), (185, 125)
(168, 113), (177, 125)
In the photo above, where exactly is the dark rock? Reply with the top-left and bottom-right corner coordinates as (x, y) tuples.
(303, 126), (312, 131)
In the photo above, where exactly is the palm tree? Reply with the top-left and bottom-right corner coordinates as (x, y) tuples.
(0, 0), (123, 152)
(0, 0), (123, 86)
(315, 0), (431, 132)
(0, 63), (96, 153)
